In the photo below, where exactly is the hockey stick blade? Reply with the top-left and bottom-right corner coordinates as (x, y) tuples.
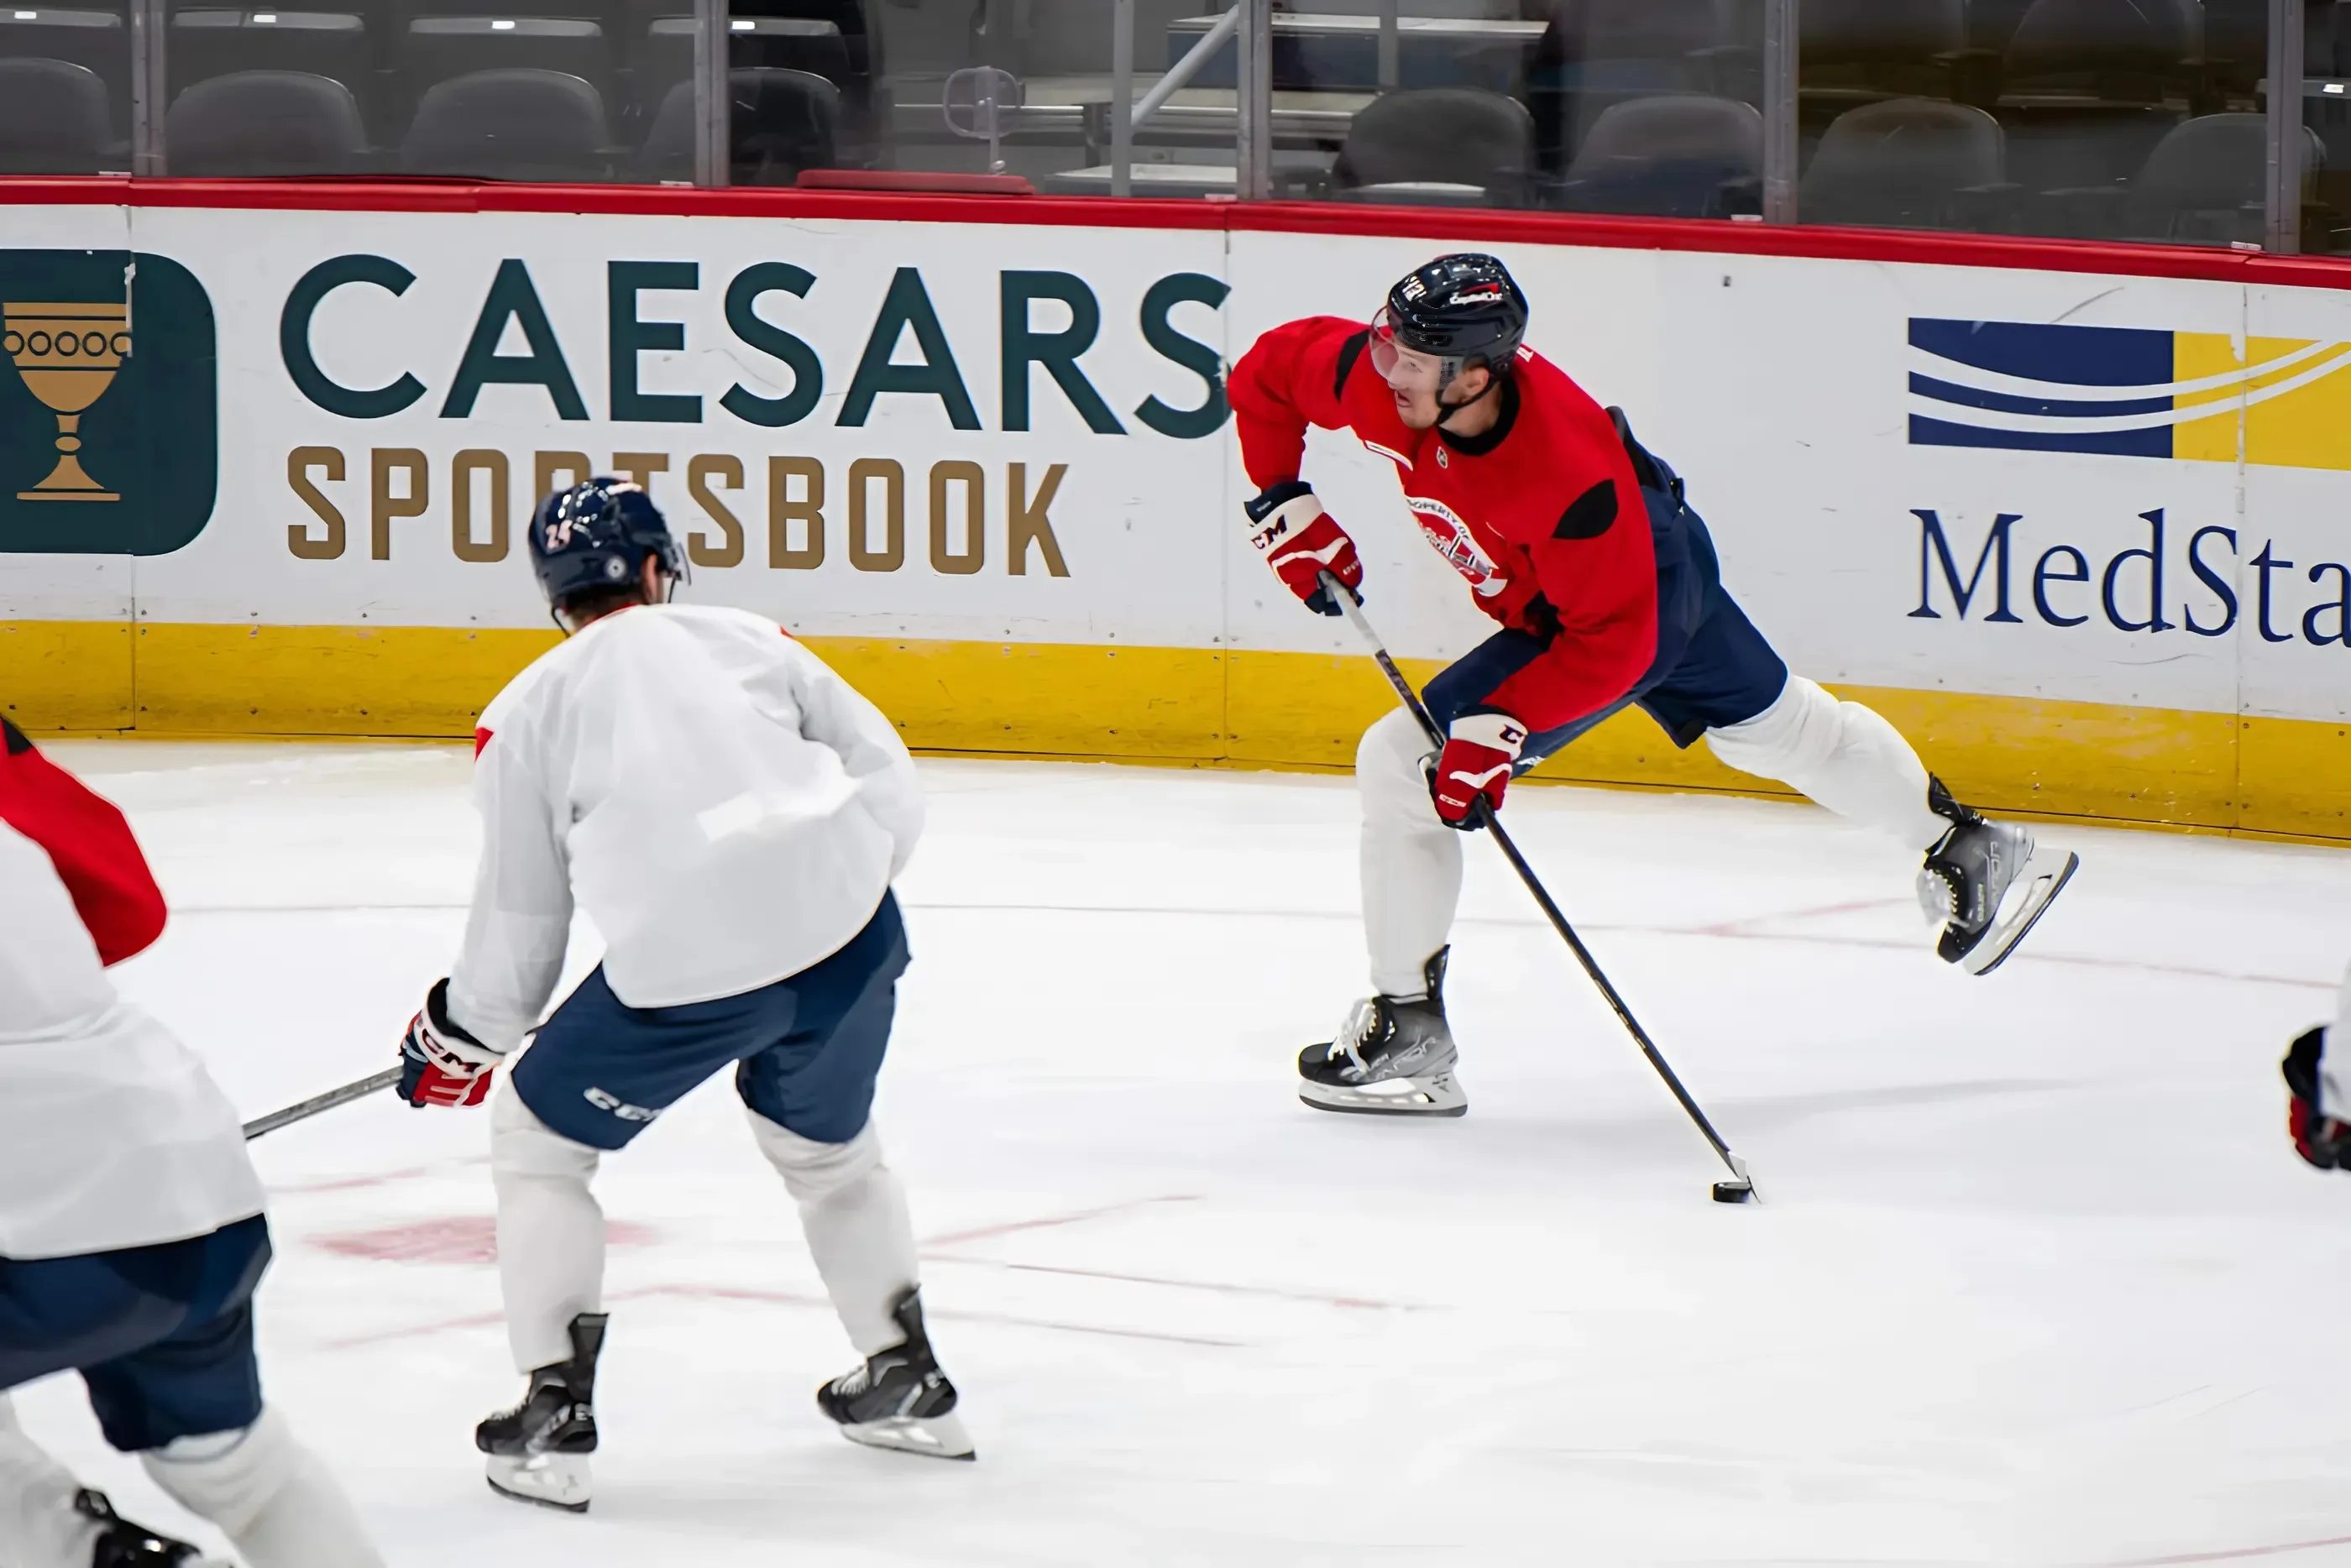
(242, 1067), (403, 1142)
(1319, 571), (1761, 1204)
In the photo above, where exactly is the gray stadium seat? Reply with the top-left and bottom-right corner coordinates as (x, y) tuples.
(1800, 0), (1987, 111)
(1801, 97), (2007, 229)
(168, 9), (367, 99)
(401, 65), (608, 178)
(0, 8), (126, 126)
(639, 65), (836, 182)
(2003, 0), (2197, 96)
(165, 68), (365, 175)
(399, 14), (610, 125)
(0, 55), (114, 171)
(1553, 92), (1760, 217)
(1526, 0), (1758, 179)
(2124, 112), (2327, 245)
(1331, 86), (1533, 206)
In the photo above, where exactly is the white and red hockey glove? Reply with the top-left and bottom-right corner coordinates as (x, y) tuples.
(1244, 482), (1363, 616)
(1430, 713), (1526, 829)
(2285, 1027), (2351, 1169)
(398, 978), (503, 1109)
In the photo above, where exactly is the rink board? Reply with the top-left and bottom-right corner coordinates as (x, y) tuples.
(3, 188), (2350, 837)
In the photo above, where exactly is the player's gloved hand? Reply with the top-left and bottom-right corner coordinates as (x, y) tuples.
(2284, 1027), (2351, 1168)
(399, 978), (503, 1109)
(1429, 713), (1526, 830)
(1244, 482), (1362, 616)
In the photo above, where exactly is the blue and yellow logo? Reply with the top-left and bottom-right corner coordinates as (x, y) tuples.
(1909, 317), (2351, 471)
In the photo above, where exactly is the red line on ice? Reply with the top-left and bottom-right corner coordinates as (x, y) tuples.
(919, 1194), (1203, 1248)
(323, 1283), (1241, 1350)
(927, 1255), (1433, 1313)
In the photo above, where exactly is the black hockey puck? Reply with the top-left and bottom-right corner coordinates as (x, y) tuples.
(1710, 1181), (1753, 1204)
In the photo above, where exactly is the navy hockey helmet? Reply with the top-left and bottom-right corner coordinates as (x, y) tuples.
(1371, 253), (1530, 394)
(526, 478), (687, 612)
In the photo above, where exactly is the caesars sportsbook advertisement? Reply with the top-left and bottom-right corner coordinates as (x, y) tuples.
(4, 202), (2351, 832)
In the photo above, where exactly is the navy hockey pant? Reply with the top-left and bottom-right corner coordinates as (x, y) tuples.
(0, 1215), (270, 1451)
(1424, 472), (1790, 766)
(511, 891), (910, 1152)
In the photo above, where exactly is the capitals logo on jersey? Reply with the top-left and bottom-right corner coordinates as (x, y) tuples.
(1407, 496), (1508, 598)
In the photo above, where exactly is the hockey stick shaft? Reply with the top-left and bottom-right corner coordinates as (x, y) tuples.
(242, 1067), (402, 1142)
(1320, 572), (1752, 1188)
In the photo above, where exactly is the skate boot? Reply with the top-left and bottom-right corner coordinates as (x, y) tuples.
(818, 1288), (974, 1461)
(476, 1312), (605, 1513)
(1916, 777), (2078, 976)
(1296, 947), (1466, 1117)
(77, 1490), (226, 1566)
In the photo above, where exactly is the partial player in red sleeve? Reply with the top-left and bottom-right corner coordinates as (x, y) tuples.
(1229, 254), (2081, 1118)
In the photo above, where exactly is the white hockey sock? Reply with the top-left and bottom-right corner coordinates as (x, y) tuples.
(1704, 677), (1949, 852)
(1357, 704), (1464, 998)
(746, 1113), (920, 1356)
(0, 1394), (102, 1568)
(141, 1409), (382, 1568)
(491, 1084), (608, 1373)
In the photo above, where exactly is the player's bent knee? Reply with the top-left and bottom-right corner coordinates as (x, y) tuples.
(1356, 707), (1439, 818)
(139, 1408), (293, 1539)
(746, 1111), (883, 1202)
(1703, 675), (1840, 780)
(490, 1085), (600, 1187)
(143, 1409), (381, 1568)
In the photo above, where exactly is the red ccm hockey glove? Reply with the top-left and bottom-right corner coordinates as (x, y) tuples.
(1244, 482), (1362, 616)
(2284, 1027), (2351, 1169)
(1430, 713), (1526, 829)
(398, 979), (503, 1108)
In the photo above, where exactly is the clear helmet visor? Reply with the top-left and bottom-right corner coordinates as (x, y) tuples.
(1369, 309), (1448, 395)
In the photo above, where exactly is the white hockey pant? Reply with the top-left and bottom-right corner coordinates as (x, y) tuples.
(0, 1394), (380, 1568)
(1357, 677), (1949, 996)
(492, 1085), (923, 1371)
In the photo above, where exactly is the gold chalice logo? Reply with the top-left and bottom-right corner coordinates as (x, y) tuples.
(5, 302), (130, 503)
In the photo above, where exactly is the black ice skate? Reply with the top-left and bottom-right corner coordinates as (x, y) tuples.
(1917, 777), (2077, 976)
(77, 1489), (223, 1567)
(1296, 947), (1467, 1117)
(818, 1287), (974, 1461)
(476, 1312), (605, 1513)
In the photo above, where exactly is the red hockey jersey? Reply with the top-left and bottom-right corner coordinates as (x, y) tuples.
(1229, 315), (1658, 732)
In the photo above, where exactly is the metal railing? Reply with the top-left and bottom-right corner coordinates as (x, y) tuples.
(45, 0), (2338, 254)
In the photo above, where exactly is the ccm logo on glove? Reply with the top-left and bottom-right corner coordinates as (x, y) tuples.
(399, 978), (505, 1108)
(1244, 482), (1363, 617)
(1432, 713), (1526, 828)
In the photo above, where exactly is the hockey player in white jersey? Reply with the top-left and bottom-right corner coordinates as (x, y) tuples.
(391, 478), (969, 1513)
(0, 718), (382, 1568)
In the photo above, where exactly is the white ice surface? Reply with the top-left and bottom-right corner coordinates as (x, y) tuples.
(17, 742), (2351, 1567)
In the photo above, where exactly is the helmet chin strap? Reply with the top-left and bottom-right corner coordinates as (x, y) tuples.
(1435, 373), (1503, 430)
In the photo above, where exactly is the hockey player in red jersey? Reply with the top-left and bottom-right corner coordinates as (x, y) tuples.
(1230, 253), (2077, 1117)
(0, 719), (382, 1568)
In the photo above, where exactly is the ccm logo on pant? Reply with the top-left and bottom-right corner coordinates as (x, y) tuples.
(584, 1088), (659, 1122)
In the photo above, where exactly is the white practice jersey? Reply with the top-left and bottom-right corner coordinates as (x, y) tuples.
(0, 777), (264, 1261)
(446, 603), (924, 1050)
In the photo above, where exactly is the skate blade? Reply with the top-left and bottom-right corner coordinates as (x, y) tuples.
(840, 1411), (976, 1461)
(485, 1452), (592, 1513)
(1961, 845), (2080, 977)
(1298, 1071), (1467, 1117)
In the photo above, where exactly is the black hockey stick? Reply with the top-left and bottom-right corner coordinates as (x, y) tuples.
(1319, 571), (1757, 1203)
(242, 1067), (402, 1142)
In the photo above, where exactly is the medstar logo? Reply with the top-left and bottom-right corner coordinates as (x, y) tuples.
(0, 251), (217, 555)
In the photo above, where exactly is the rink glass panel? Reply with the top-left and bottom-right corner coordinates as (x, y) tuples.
(1792, 0), (2286, 244)
(1228, 0), (1767, 217)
